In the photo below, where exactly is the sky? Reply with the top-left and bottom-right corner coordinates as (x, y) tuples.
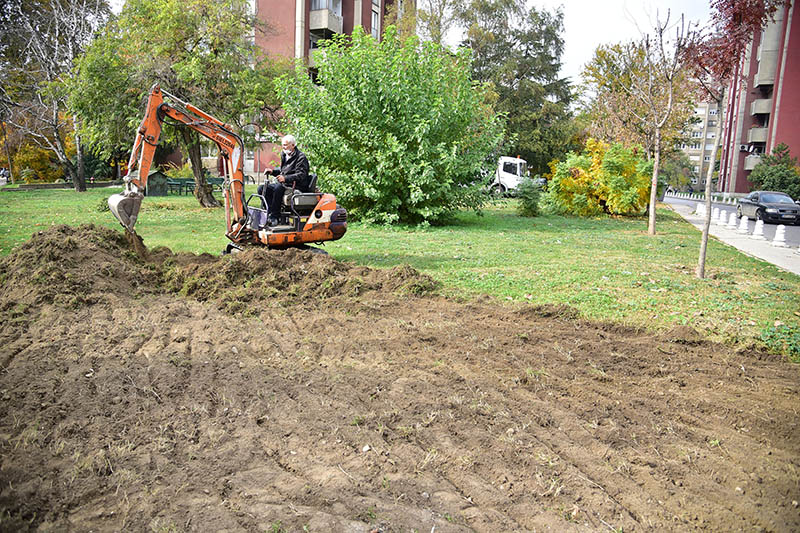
(531, 0), (712, 85)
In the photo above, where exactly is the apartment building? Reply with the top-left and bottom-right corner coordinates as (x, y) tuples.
(679, 101), (720, 190)
(719, 3), (800, 193)
(241, 0), (390, 174)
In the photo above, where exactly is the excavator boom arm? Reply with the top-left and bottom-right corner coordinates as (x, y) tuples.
(109, 85), (247, 232)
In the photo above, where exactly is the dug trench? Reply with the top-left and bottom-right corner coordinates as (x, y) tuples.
(0, 225), (798, 532)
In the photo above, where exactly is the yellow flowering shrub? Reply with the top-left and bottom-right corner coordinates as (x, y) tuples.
(545, 138), (652, 216)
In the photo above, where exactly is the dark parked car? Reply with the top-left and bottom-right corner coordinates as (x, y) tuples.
(737, 191), (799, 224)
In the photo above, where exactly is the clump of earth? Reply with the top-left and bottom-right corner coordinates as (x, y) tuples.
(0, 225), (798, 532)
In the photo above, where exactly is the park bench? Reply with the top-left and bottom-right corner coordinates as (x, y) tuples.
(166, 175), (224, 195)
(183, 177), (226, 195)
(166, 179), (184, 195)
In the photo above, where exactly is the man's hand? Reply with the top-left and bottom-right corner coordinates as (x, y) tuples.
(277, 175), (286, 183)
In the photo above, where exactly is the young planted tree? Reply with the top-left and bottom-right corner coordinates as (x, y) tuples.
(71, 0), (287, 207)
(608, 13), (692, 236)
(686, 0), (790, 278)
(0, 0), (110, 191)
(277, 26), (504, 225)
(581, 43), (695, 161)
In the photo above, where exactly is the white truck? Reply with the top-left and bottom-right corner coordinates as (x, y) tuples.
(488, 156), (529, 195)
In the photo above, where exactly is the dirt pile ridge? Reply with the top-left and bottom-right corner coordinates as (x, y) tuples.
(1, 225), (799, 532)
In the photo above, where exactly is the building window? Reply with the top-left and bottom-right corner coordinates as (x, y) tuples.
(709, 109), (718, 115)
(708, 120), (716, 127)
(691, 177), (698, 184)
(691, 131), (702, 138)
(707, 132), (715, 138)
(704, 155), (711, 162)
(690, 143), (701, 149)
(311, 0), (342, 16)
(690, 155), (700, 161)
(705, 143), (715, 150)
(372, 0), (380, 39)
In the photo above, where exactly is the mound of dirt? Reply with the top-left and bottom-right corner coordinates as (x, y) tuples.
(0, 225), (159, 310)
(1, 226), (799, 532)
(0, 224), (439, 315)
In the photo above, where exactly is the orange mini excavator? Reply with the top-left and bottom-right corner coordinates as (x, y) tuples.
(108, 85), (347, 253)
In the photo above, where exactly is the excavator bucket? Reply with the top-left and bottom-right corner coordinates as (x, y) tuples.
(108, 193), (142, 233)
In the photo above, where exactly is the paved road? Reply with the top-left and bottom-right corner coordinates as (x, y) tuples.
(666, 196), (800, 247)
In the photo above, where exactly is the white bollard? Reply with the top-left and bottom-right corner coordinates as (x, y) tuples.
(772, 225), (789, 248)
(751, 219), (766, 240)
(712, 207), (721, 224)
(694, 202), (704, 216)
(737, 215), (750, 234)
(726, 211), (738, 229)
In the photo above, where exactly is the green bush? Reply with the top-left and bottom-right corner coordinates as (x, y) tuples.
(276, 26), (505, 225)
(516, 177), (542, 217)
(748, 143), (800, 200)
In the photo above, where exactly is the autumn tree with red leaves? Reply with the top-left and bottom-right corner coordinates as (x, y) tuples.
(686, 0), (790, 279)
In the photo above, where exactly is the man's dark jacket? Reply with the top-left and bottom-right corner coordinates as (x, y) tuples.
(267, 147), (311, 192)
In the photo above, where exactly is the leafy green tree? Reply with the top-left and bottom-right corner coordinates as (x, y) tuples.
(456, 0), (574, 175)
(748, 143), (800, 199)
(659, 150), (697, 191)
(417, 0), (460, 46)
(70, 0), (288, 207)
(277, 26), (505, 225)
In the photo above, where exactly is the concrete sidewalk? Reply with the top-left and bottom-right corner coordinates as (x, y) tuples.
(667, 201), (800, 276)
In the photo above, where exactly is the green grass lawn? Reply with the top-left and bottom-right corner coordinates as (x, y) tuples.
(2, 185), (799, 356)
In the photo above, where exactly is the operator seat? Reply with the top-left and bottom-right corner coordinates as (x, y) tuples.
(282, 173), (320, 216)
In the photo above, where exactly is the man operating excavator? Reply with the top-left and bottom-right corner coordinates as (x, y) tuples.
(258, 135), (311, 226)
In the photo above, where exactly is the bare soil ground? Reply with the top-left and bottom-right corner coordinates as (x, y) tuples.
(1, 225), (799, 532)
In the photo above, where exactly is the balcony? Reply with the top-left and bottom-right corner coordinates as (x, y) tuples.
(751, 98), (773, 115)
(310, 0), (343, 34)
(747, 127), (768, 144)
(744, 154), (762, 171)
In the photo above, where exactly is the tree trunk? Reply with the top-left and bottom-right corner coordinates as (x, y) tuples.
(0, 120), (14, 184)
(73, 115), (86, 191)
(696, 93), (725, 279)
(647, 127), (661, 235)
(181, 128), (220, 208)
